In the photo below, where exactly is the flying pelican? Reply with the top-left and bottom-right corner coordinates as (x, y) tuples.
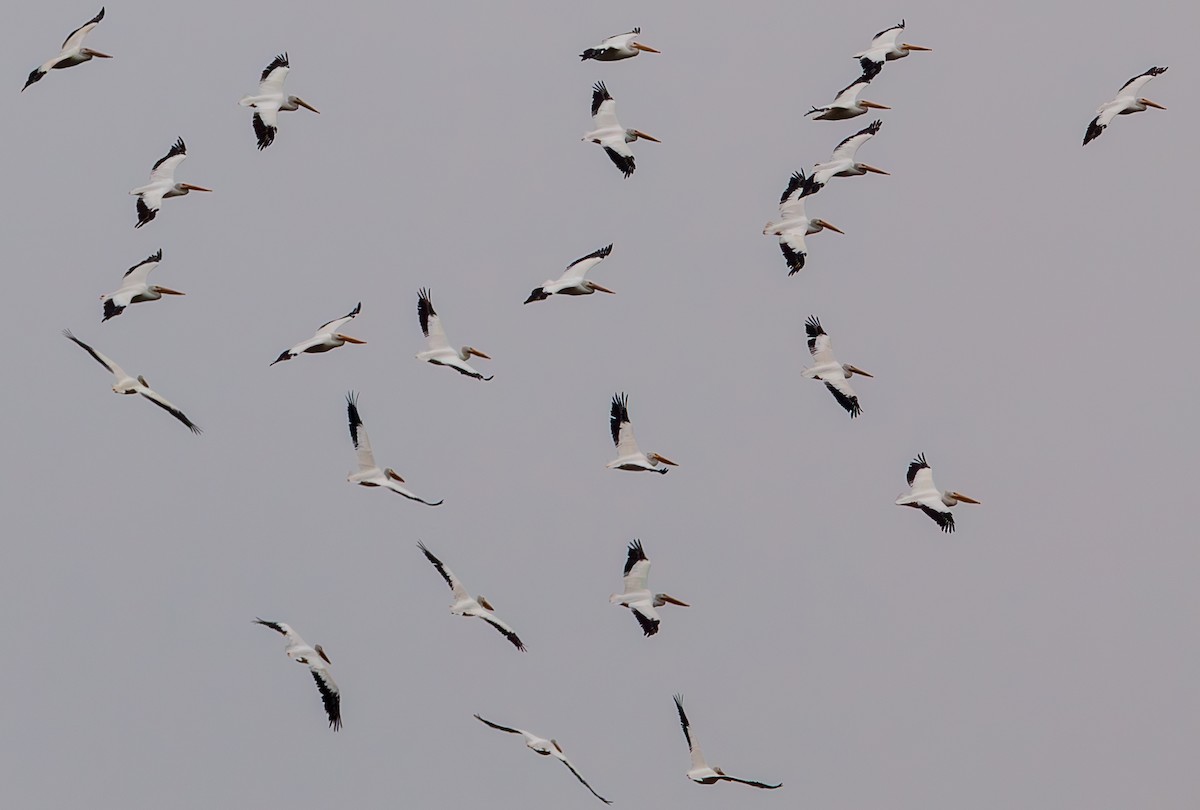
(253, 619), (341, 731)
(524, 244), (615, 303)
(22, 7), (110, 92)
(1083, 66), (1168, 146)
(416, 289), (492, 381)
(100, 249), (184, 321)
(895, 453), (980, 533)
(802, 316), (872, 418)
(799, 120), (887, 198)
(854, 20), (930, 80)
(672, 695), (782, 790)
(806, 74), (890, 120)
(417, 542), (526, 651)
(271, 303), (365, 365)
(239, 52), (320, 150)
(582, 81), (660, 178)
(610, 540), (688, 637)
(129, 138), (211, 228)
(62, 330), (201, 434)
(580, 27), (660, 61)
(762, 171), (844, 275)
(345, 392), (442, 506)
(473, 714), (612, 804)
(608, 392), (677, 474)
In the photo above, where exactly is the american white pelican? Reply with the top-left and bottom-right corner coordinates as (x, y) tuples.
(129, 138), (211, 228)
(416, 289), (492, 381)
(610, 540), (688, 637)
(62, 330), (201, 434)
(100, 249), (184, 321)
(806, 74), (890, 120)
(345, 392), (443, 506)
(582, 82), (660, 178)
(672, 695), (782, 790)
(802, 316), (872, 418)
(854, 20), (930, 80)
(417, 542), (526, 651)
(799, 120), (887, 198)
(608, 392), (677, 474)
(271, 303), (365, 365)
(580, 28), (660, 61)
(1083, 66), (1168, 146)
(253, 619), (342, 731)
(22, 7), (110, 92)
(895, 453), (980, 533)
(239, 53), (320, 150)
(473, 714), (612, 804)
(525, 244), (615, 303)
(762, 172), (844, 275)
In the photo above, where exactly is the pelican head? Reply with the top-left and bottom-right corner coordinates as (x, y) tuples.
(1140, 98), (1166, 110)
(460, 346), (491, 361)
(844, 363), (873, 378)
(289, 96), (320, 113)
(314, 644), (332, 665)
(812, 218), (845, 235)
(947, 491), (981, 505)
(626, 129), (661, 144)
(82, 48), (113, 59)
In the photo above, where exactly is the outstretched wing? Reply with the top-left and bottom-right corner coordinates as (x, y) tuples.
(61, 7), (105, 51)
(919, 504), (955, 533)
(830, 120), (881, 163)
(417, 541), (470, 601)
(630, 604), (661, 636)
(473, 714), (527, 736)
(345, 392), (376, 470)
(150, 137), (187, 183)
(318, 302), (361, 334)
(610, 392), (640, 455)
(138, 387), (203, 434)
(417, 288), (450, 350)
(1116, 65), (1167, 98)
(823, 379), (861, 418)
(558, 244), (613, 284)
(477, 612), (527, 652)
(805, 316), (834, 362)
(591, 81), (621, 130)
(258, 52), (290, 93)
(718, 774), (783, 790)
(63, 329), (126, 379)
(603, 144), (635, 178)
(551, 744), (613, 805)
(622, 539), (651, 591)
(310, 667), (342, 731)
(673, 694), (706, 768)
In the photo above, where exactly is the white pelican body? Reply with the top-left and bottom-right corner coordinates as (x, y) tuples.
(345, 392), (442, 506)
(1083, 67), (1168, 146)
(271, 303), (364, 365)
(854, 20), (930, 80)
(609, 540), (688, 637)
(607, 392), (677, 474)
(799, 120), (887, 197)
(801, 316), (872, 418)
(580, 27), (660, 61)
(23, 7), (110, 91)
(129, 138), (212, 228)
(806, 75), (890, 120)
(525, 244), (615, 303)
(582, 82), (660, 178)
(239, 53), (320, 150)
(417, 542), (526, 651)
(473, 714), (612, 804)
(253, 619), (341, 731)
(62, 330), (201, 434)
(895, 453), (980, 533)
(100, 249), (184, 321)
(416, 289), (492, 380)
(763, 172), (844, 275)
(673, 695), (782, 790)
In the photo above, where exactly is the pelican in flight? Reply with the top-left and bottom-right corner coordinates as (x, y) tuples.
(763, 171), (844, 275)
(62, 330), (201, 434)
(806, 74), (890, 120)
(271, 302), (364, 365)
(253, 619), (341, 731)
(416, 289), (492, 381)
(583, 81), (660, 178)
(239, 53), (320, 150)
(130, 138), (211, 228)
(580, 27), (660, 61)
(100, 249), (184, 321)
(608, 392), (677, 474)
(345, 392), (442, 506)
(417, 542), (526, 651)
(672, 695), (782, 790)
(610, 540), (688, 637)
(802, 316), (872, 418)
(854, 20), (930, 80)
(22, 7), (110, 92)
(524, 244), (615, 303)
(895, 453), (980, 533)
(473, 714), (612, 804)
(1083, 67), (1168, 146)
(799, 120), (887, 197)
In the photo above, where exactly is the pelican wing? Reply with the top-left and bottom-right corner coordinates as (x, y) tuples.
(345, 392), (377, 471)
(832, 76), (870, 105)
(673, 695), (706, 769)
(830, 120), (881, 163)
(63, 329), (127, 380)
(1116, 66), (1167, 98)
(417, 288), (450, 351)
(138, 387), (202, 434)
(258, 52), (290, 94)
(718, 774), (783, 790)
(61, 7), (104, 51)
(253, 618), (299, 642)
(473, 714), (527, 737)
(252, 108), (280, 150)
(417, 541), (470, 601)
(602, 143), (636, 178)
(551, 744), (613, 805)
(317, 302), (361, 334)
(590, 81), (621, 130)
(622, 539), (651, 592)
(630, 603), (661, 636)
(918, 503), (956, 533)
(149, 138), (188, 183)
(906, 453), (934, 489)
(778, 171), (808, 218)
(778, 230), (808, 275)
(119, 249), (162, 286)
(559, 244), (613, 284)
(477, 611), (527, 652)
(610, 392), (641, 455)
(804, 316), (835, 363)
(134, 192), (165, 229)
(823, 378), (862, 418)
(309, 667), (342, 731)
(867, 20), (905, 50)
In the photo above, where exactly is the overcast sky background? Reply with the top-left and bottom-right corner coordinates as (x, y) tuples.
(3, 0), (1199, 807)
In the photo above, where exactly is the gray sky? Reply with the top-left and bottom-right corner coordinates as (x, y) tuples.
(4, 0), (1199, 807)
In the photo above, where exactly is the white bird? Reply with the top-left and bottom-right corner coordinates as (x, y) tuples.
(582, 81), (660, 178)
(271, 302), (365, 365)
(610, 540), (688, 637)
(345, 392), (442, 506)
(580, 27), (660, 61)
(62, 330), (201, 434)
(805, 74), (890, 120)
(22, 7), (110, 92)
(473, 714), (612, 804)
(524, 244), (616, 303)
(799, 120), (888, 198)
(762, 172), (845, 275)
(239, 52), (320, 150)
(417, 542), (526, 651)
(253, 619), (342, 731)
(801, 316), (872, 418)
(895, 453), (980, 533)
(1083, 66), (1168, 146)
(672, 695), (782, 790)
(129, 138), (212, 228)
(854, 20), (931, 80)
(100, 249), (184, 321)
(416, 289), (492, 381)
(607, 392), (677, 474)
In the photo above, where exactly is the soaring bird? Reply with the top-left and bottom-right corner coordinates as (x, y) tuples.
(672, 695), (782, 789)
(271, 303), (365, 365)
(253, 619), (341, 731)
(806, 74), (890, 120)
(129, 138), (211, 228)
(417, 542), (526, 651)
(580, 28), (660, 61)
(1083, 66), (1168, 146)
(473, 714), (612, 804)
(895, 453), (980, 533)
(854, 20), (930, 80)
(416, 289), (492, 380)
(239, 52), (320, 150)
(582, 82), (660, 178)
(763, 172), (844, 275)
(345, 392), (442, 506)
(22, 7), (110, 91)
(100, 249), (184, 321)
(799, 120), (887, 197)
(610, 540), (688, 637)
(607, 393), (677, 474)
(801, 316), (872, 418)
(524, 244), (615, 303)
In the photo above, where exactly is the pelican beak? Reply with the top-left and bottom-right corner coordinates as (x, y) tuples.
(295, 97), (321, 113)
(337, 334), (367, 344)
(315, 644), (332, 665)
(845, 364), (873, 378)
(589, 283), (616, 294)
(652, 453), (678, 466)
(632, 43), (661, 53)
(902, 44), (932, 51)
(632, 130), (661, 143)
(860, 163), (890, 175)
(468, 348), (492, 360)
(815, 219), (844, 235)
(1142, 99), (1166, 110)
(156, 287), (186, 296)
(87, 50), (113, 58)
(660, 595), (690, 607)
(180, 183), (213, 192)
(861, 101), (891, 110)
(953, 492), (981, 504)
